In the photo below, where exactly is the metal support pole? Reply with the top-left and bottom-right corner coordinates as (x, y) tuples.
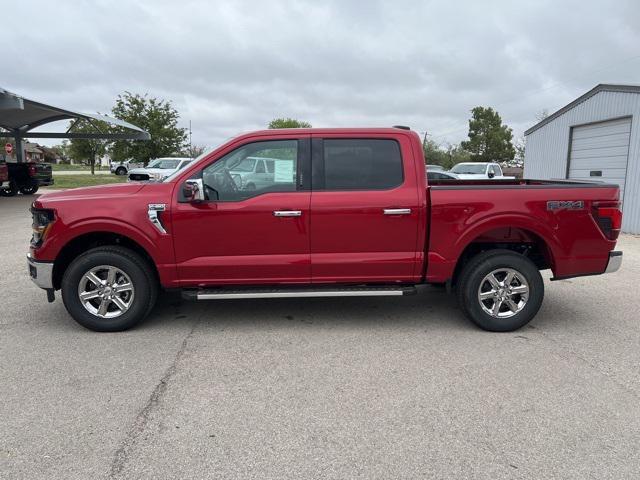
(14, 135), (24, 163)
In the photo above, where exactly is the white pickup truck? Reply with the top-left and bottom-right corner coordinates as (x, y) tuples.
(449, 162), (514, 180)
(127, 157), (192, 182)
(110, 159), (143, 176)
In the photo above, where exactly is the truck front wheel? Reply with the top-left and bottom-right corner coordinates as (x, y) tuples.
(456, 250), (544, 332)
(0, 180), (18, 197)
(61, 246), (158, 331)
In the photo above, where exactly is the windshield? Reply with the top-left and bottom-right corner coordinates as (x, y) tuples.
(451, 163), (486, 174)
(147, 159), (181, 169)
(230, 158), (256, 172)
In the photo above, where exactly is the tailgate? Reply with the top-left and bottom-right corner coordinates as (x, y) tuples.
(33, 163), (53, 184)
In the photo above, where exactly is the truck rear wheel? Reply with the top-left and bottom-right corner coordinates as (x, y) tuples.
(19, 182), (39, 195)
(115, 167), (126, 176)
(61, 246), (158, 332)
(456, 249), (544, 332)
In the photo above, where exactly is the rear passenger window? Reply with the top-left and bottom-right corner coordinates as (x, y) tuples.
(322, 139), (403, 190)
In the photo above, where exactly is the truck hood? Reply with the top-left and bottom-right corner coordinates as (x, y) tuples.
(36, 183), (146, 203)
(128, 167), (174, 175)
(454, 173), (486, 179)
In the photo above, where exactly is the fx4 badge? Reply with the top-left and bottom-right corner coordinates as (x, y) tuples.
(547, 200), (584, 211)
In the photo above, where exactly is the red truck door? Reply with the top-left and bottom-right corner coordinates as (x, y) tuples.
(310, 134), (422, 283)
(171, 136), (312, 285)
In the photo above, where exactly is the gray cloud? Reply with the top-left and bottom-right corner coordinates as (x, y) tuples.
(3, 0), (640, 148)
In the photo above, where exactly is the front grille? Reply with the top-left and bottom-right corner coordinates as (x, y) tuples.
(129, 174), (149, 181)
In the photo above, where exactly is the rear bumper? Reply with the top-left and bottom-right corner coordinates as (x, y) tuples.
(27, 253), (54, 289)
(36, 177), (54, 186)
(604, 251), (623, 274)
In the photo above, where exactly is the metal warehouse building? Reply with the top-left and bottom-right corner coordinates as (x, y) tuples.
(524, 84), (640, 233)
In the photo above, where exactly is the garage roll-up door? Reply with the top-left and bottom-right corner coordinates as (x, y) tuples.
(568, 117), (631, 206)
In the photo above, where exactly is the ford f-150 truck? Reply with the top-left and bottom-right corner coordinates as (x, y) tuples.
(27, 127), (623, 332)
(1, 161), (53, 195)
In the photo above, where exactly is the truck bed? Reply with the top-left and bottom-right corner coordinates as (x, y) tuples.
(425, 178), (620, 283)
(428, 178), (620, 189)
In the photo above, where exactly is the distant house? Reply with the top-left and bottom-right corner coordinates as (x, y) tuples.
(24, 142), (44, 162)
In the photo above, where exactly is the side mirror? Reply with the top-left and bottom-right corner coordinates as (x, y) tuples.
(182, 179), (205, 202)
(487, 171), (495, 179)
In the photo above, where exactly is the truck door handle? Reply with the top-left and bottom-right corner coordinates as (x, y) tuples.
(273, 210), (302, 217)
(383, 208), (411, 215)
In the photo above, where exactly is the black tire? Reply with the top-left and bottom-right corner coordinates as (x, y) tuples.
(61, 246), (158, 332)
(19, 182), (39, 195)
(456, 249), (544, 332)
(0, 180), (18, 197)
(115, 167), (126, 176)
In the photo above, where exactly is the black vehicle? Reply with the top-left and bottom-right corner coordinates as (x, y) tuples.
(0, 162), (53, 196)
(426, 170), (459, 180)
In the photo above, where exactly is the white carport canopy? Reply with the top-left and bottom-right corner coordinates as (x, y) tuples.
(0, 87), (150, 162)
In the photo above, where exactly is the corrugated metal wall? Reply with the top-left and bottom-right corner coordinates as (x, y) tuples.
(524, 91), (640, 233)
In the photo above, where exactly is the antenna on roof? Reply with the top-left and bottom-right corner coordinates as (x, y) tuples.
(393, 125), (410, 130)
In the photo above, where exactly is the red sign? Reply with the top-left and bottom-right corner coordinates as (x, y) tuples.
(4, 143), (12, 154)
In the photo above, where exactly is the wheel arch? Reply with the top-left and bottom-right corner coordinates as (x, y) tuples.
(52, 231), (159, 290)
(449, 222), (557, 287)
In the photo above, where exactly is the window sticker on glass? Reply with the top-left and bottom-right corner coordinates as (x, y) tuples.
(274, 159), (294, 182)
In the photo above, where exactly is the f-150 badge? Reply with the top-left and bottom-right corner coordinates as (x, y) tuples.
(547, 200), (584, 211)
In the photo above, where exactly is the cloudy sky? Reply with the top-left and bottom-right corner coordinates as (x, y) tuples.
(2, 0), (639, 149)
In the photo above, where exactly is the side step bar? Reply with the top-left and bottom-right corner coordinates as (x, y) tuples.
(183, 285), (417, 301)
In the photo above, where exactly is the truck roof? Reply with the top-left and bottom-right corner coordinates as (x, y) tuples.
(455, 162), (496, 166)
(236, 127), (418, 138)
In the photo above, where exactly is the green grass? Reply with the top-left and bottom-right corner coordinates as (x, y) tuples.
(51, 163), (97, 171)
(48, 174), (128, 189)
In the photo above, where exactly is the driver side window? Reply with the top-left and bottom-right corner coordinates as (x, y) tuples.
(201, 140), (298, 201)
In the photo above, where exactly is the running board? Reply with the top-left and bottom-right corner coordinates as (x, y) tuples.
(184, 285), (417, 301)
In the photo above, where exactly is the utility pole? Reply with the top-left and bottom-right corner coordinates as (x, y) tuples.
(189, 120), (192, 158)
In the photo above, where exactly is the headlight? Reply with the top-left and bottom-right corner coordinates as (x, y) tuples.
(31, 207), (55, 246)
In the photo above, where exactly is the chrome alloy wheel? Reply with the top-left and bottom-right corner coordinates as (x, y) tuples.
(477, 268), (529, 318)
(77, 265), (135, 318)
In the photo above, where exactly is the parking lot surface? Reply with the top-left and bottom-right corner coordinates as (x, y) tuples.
(1, 194), (640, 479)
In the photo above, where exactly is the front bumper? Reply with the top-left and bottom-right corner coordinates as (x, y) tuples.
(604, 251), (623, 274)
(27, 253), (54, 289)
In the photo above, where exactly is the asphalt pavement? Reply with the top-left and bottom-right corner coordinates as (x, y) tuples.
(1, 194), (639, 479)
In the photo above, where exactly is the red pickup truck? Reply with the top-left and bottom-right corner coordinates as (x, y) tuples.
(27, 127), (623, 332)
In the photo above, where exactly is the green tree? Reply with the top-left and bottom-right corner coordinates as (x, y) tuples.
(423, 139), (471, 170)
(110, 92), (187, 164)
(68, 120), (109, 174)
(444, 143), (471, 167)
(461, 107), (515, 163)
(268, 118), (312, 129)
(423, 139), (450, 168)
